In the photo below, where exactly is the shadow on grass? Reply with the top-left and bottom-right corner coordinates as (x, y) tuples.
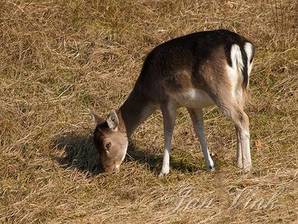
(52, 132), (101, 176)
(127, 142), (200, 175)
(52, 132), (201, 176)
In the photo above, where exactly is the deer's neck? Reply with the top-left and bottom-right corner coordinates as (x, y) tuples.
(118, 86), (156, 137)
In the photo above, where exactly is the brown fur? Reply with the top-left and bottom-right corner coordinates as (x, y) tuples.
(94, 30), (255, 174)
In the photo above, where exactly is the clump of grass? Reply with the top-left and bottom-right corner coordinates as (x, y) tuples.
(0, 0), (297, 223)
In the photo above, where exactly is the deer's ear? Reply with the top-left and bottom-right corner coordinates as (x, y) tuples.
(106, 110), (119, 130)
(91, 111), (105, 125)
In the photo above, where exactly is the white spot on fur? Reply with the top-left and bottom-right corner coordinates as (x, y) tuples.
(170, 89), (214, 108)
(188, 89), (196, 98)
(121, 141), (128, 162)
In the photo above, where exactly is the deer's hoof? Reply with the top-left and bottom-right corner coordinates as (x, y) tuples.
(158, 170), (169, 177)
(207, 165), (215, 172)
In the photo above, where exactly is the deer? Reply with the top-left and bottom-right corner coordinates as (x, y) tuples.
(93, 29), (255, 176)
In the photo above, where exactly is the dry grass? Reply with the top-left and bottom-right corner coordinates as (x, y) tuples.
(0, 0), (297, 223)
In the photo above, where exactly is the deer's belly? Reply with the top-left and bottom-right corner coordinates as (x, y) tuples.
(170, 89), (214, 108)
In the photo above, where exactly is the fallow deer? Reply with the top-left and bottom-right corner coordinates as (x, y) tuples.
(93, 29), (255, 176)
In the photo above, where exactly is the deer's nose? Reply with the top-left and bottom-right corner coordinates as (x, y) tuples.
(104, 164), (120, 174)
(114, 164), (120, 173)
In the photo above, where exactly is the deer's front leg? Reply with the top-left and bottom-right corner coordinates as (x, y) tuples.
(188, 108), (215, 171)
(159, 102), (176, 177)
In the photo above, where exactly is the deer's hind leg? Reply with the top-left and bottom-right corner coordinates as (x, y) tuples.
(205, 69), (251, 170)
(205, 55), (252, 171)
(216, 97), (252, 171)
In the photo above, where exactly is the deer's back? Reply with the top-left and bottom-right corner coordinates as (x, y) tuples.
(134, 29), (253, 106)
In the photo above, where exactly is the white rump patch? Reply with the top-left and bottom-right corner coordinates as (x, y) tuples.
(228, 44), (244, 99)
(244, 42), (253, 64)
(244, 42), (254, 76)
(230, 44), (244, 72)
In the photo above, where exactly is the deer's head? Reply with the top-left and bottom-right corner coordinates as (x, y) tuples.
(93, 111), (128, 173)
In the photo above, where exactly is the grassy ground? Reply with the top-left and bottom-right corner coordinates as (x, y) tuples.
(0, 0), (297, 223)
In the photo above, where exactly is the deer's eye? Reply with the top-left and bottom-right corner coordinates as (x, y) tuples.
(105, 142), (111, 151)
